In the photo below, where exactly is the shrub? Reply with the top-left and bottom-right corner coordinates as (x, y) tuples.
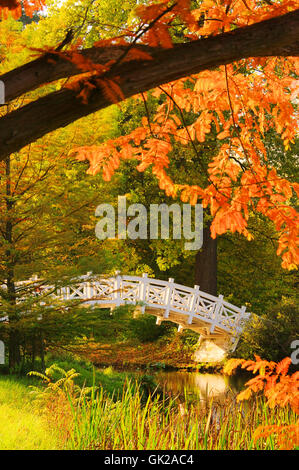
(235, 296), (298, 361)
(128, 314), (171, 343)
(224, 355), (299, 450)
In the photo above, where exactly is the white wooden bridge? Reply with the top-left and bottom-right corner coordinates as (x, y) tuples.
(22, 272), (251, 361)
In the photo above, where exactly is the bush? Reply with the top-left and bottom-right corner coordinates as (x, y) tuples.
(128, 314), (171, 343)
(235, 296), (299, 362)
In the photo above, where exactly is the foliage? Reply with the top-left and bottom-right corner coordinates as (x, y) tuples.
(27, 363), (95, 402)
(0, 0), (298, 369)
(66, 375), (297, 450)
(27, 351), (134, 395)
(224, 355), (299, 450)
(61, 0), (299, 271)
(1, 0), (298, 271)
(225, 355), (299, 412)
(0, 373), (61, 449)
(128, 313), (173, 343)
(235, 296), (299, 361)
(0, 7), (125, 368)
(1, 352), (298, 450)
(0, 1), (44, 19)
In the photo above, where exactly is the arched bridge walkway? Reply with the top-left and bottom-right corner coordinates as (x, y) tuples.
(30, 273), (251, 360)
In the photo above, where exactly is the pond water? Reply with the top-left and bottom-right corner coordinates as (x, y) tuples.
(143, 369), (249, 405)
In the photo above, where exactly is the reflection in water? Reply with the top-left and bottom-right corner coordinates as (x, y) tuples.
(153, 371), (247, 405)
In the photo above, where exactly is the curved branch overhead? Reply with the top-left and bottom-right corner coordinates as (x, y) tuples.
(0, 9), (298, 160)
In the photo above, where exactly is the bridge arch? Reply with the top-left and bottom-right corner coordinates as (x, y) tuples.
(9, 272), (251, 362)
(47, 272), (251, 361)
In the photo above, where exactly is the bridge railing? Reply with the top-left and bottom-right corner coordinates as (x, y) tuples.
(49, 273), (251, 337)
(3, 273), (251, 344)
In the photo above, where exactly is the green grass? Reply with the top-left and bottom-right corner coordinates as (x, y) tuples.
(0, 376), (60, 450)
(68, 383), (298, 450)
(0, 353), (139, 450)
(0, 354), (297, 450)
(48, 355), (131, 396)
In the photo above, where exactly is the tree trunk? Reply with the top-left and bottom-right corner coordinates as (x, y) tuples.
(195, 221), (217, 296)
(40, 330), (45, 371)
(7, 270), (21, 369)
(8, 328), (21, 370)
(4, 155), (21, 370)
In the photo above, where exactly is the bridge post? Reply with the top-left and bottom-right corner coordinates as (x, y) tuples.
(139, 273), (148, 314)
(164, 278), (174, 318)
(60, 286), (70, 301)
(85, 272), (93, 299)
(188, 284), (200, 325)
(114, 271), (122, 307)
(237, 305), (248, 327)
(66, 286), (70, 300)
(210, 294), (223, 332)
(84, 280), (90, 299)
(230, 305), (249, 351)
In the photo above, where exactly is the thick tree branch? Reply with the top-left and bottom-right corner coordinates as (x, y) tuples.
(2, 10), (299, 104)
(1, 44), (157, 104)
(0, 10), (298, 160)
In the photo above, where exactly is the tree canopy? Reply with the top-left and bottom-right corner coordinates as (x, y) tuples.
(0, 0), (298, 272)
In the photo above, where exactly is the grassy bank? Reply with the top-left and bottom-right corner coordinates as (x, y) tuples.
(0, 354), (135, 450)
(0, 375), (60, 450)
(0, 353), (297, 450)
(68, 383), (297, 450)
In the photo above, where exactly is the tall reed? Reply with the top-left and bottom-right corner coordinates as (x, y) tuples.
(66, 380), (297, 450)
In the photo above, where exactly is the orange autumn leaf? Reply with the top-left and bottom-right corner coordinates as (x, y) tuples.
(236, 387), (252, 402)
(225, 356), (299, 414)
(60, 0), (299, 271)
(223, 358), (245, 375)
(0, 0), (44, 18)
(254, 422), (299, 450)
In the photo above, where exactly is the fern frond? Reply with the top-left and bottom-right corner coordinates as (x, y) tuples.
(276, 357), (292, 376)
(27, 371), (51, 383)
